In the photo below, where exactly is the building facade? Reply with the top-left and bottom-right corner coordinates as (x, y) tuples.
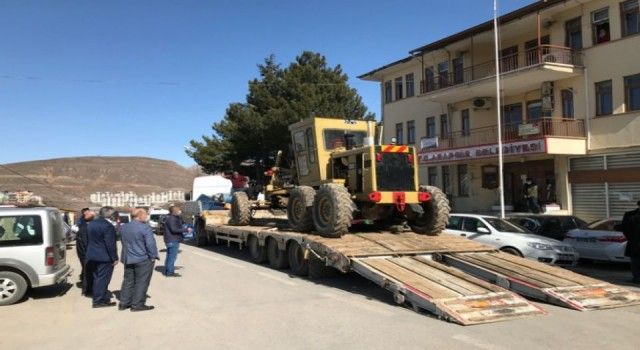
(360, 0), (640, 220)
(89, 190), (185, 207)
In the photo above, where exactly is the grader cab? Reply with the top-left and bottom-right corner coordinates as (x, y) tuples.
(230, 117), (450, 238)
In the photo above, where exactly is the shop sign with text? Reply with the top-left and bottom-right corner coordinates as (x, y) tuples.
(419, 139), (545, 163)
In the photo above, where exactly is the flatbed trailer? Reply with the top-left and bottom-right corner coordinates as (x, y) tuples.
(197, 216), (640, 325)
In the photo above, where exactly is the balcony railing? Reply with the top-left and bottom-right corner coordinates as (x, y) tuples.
(420, 45), (583, 94)
(420, 118), (585, 151)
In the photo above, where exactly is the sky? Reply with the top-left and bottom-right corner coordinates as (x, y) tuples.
(0, 0), (533, 166)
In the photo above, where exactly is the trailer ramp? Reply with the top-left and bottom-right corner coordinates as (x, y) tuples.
(351, 255), (544, 325)
(442, 252), (640, 311)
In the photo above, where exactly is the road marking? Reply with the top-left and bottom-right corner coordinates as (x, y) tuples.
(451, 334), (501, 350)
(188, 249), (247, 269)
(256, 271), (299, 287)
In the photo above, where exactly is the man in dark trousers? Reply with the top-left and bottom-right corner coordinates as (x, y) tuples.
(75, 208), (95, 294)
(163, 205), (191, 277)
(85, 206), (119, 308)
(616, 201), (640, 283)
(119, 208), (159, 311)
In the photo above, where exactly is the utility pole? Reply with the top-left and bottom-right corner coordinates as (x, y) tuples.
(493, 0), (506, 219)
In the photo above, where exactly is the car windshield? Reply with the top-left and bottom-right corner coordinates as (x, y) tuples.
(485, 218), (527, 233)
(150, 214), (161, 221)
(587, 219), (619, 231)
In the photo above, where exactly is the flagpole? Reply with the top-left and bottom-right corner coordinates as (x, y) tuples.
(493, 0), (505, 219)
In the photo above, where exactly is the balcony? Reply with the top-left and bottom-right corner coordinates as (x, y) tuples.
(418, 118), (587, 163)
(419, 45), (583, 103)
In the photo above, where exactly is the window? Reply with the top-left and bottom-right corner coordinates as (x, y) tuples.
(527, 100), (543, 122)
(592, 8), (610, 45)
(440, 114), (449, 139)
(595, 80), (613, 116)
(437, 61), (449, 88)
(306, 128), (316, 163)
(561, 89), (575, 118)
(395, 123), (404, 144)
(462, 217), (488, 232)
(503, 103), (523, 124)
(427, 167), (438, 186)
(0, 215), (43, 247)
(424, 67), (435, 92)
(565, 17), (583, 50)
(426, 116), (436, 138)
(442, 166), (451, 195)
(407, 120), (416, 144)
(405, 73), (415, 97)
(384, 81), (392, 103)
(294, 130), (310, 176)
(446, 216), (463, 230)
(457, 164), (470, 197)
(323, 130), (367, 150)
(621, 0), (639, 37)
(625, 73), (640, 111)
(395, 77), (403, 100)
(461, 109), (470, 136)
(452, 56), (464, 84)
(501, 46), (518, 72)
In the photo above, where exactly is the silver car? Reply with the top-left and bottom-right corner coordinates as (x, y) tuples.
(564, 218), (629, 263)
(0, 207), (72, 305)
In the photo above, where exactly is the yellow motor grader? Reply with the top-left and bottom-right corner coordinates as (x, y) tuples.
(230, 117), (450, 238)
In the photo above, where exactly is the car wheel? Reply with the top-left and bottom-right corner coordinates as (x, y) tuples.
(500, 247), (523, 257)
(0, 271), (28, 306)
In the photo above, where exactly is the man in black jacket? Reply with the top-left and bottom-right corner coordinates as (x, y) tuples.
(163, 205), (191, 277)
(75, 208), (95, 293)
(616, 201), (640, 284)
(85, 206), (119, 307)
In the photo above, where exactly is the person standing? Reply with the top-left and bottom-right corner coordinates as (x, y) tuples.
(163, 205), (191, 277)
(525, 178), (541, 213)
(85, 206), (119, 308)
(616, 201), (640, 284)
(75, 208), (95, 294)
(119, 208), (159, 311)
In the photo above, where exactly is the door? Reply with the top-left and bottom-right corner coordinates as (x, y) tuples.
(502, 103), (523, 140)
(501, 46), (518, 72)
(525, 35), (550, 65)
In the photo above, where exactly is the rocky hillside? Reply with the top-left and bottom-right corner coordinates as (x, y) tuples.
(0, 157), (196, 209)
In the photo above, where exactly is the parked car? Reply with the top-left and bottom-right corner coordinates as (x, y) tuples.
(0, 207), (73, 305)
(118, 212), (131, 224)
(444, 214), (578, 266)
(63, 221), (75, 243)
(149, 209), (169, 230)
(154, 214), (167, 236)
(563, 218), (629, 263)
(506, 214), (588, 241)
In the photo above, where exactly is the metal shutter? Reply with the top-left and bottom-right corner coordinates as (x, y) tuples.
(607, 153), (640, 169)
(571, 183), (606, 222)
(569, 156), (604, 171)
(608, 183), (640, 219)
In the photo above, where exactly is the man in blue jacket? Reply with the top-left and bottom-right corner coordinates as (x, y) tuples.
(163, 205), (191, 277)
(85, 206), (119, 308)
(119, 207), (159, 311)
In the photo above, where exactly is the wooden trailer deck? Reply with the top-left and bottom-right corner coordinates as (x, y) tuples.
(205, 222), (640, 324)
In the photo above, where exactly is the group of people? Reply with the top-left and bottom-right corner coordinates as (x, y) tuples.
(616, 201), (640, 284)
(75, 205), (192, 310)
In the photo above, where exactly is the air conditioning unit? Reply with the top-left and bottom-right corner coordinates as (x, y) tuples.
(472, 97), (492, 110)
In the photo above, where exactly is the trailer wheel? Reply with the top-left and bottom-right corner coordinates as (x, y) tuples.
(266, 238), (289, 269)
(0, 271), (28, 306)
(408, 186), (450, 236)
(247, 235), (267, 264)
(287, 186), (315, 232)
(231, 191), (251, 226)
(312, 184), (355, 238)
(287, 241), (309, 276)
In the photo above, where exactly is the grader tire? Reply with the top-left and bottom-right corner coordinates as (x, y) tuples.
(408, 186), (450, 236)
(287, 186), (315, 232)
(312, 184), (355, 238)
(230, 191), (251, 226)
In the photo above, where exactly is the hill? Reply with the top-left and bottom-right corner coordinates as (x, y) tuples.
(0, 156), (197, 210)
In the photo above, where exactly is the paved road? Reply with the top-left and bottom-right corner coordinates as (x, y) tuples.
(2, 236), (639, 350)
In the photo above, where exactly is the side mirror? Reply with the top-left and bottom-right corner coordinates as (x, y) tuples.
(477, 227), (491, 234)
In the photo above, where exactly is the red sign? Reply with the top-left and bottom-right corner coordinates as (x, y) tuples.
(419, 139), (546, 164)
